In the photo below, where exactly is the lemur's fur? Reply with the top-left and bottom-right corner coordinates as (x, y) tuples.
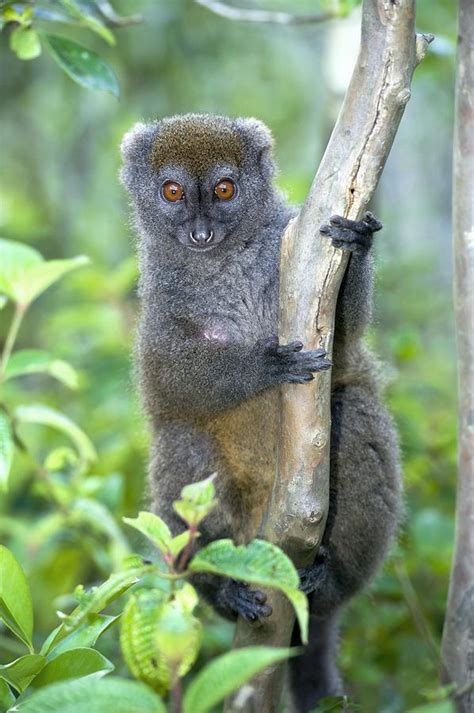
(121, 114), (401, 712)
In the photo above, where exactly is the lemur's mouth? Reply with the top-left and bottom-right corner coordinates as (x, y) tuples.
(187, 243), (217, 253)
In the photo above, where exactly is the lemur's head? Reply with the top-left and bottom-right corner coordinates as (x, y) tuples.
(120, 114), (276, 253)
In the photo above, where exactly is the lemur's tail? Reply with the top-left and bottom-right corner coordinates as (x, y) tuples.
(289, 610), (343, 713)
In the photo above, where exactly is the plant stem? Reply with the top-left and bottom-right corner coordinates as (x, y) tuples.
(170, 677), (183, 713)
(0, 302), (27, 381)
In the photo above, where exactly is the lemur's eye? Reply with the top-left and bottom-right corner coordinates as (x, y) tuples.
(214, 179), (235, 201)
(162, 181), (184, 202)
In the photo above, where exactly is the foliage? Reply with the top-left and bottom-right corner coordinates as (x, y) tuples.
(0, 0), (141, 95)
(0, 1), (458, 711)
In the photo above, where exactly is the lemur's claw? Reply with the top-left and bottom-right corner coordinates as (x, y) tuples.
(320, 212), (382, 253)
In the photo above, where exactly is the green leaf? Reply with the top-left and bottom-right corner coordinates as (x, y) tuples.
(407, 703), (455, 713)
(169, 531), (192, 559)
(15, 404), (96, 468)
(0, 411), (14, 492)
(0, 679), (15, 709)
(0, 655), (46, 693)
(62, 564), (152, 633)
(30, 648), (113, 688)
(58, 0), (116, 45)
(3, 350), (79, 388)
(189, 539), (309, 642)
(120, 589), (170, 695)
(41, 614), (119, 659)
(45, 35), (119, 97)
(0, 239), (88, 306)
(123, 512), (172, 555)
(183, 646), (295, 713)
(11, 676), (167, 712)
(9, 26), (41, 60)
(173, 474), (217, 527)
(0, 545), (33, 650)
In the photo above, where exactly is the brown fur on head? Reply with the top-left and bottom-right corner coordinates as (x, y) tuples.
(150, 114), (245, 176)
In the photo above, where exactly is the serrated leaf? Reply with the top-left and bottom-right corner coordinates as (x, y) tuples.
(183, 646), (295, 713)
(0, 411), (14, 492)
(3, 349), (79, 388)
(15, 404), (96, 468)
(31, 647), (113, 688)
(123, 512), (172, 555)
(9, 26), (41, 60)
(45, 35), (119, 97)
(0, 655), (46, 693)
(10, 676), (166, 712)
(0, 239), (88, 305)
(169, 531), (192, 558)
(189, 539), (308, 642)
(173, 474), (217, 527)
(41, 614), (119, 659)
(120, 590), (170, 694)
(0, 546), (33, 650)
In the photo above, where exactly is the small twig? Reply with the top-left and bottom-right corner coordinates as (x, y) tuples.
(394, 559), (440, 665)
(0, 303), (26, 381)
(194, 0), (336, 25)
(95, 0), (142, 27)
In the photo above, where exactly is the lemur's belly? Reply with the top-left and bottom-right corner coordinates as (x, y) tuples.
(206, 389), (279, 543)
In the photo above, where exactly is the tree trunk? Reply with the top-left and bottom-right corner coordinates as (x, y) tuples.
(440, 1), (474, 710)
(225, 1), (432, 711)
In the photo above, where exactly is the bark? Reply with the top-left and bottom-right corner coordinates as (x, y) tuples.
(225, 1), (432, 711)
(440, 1), (474, 710)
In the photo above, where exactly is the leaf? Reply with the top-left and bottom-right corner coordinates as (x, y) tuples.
(173, 474), (217, 527)
(0, 545), (33, 650)
(9, 27), (41, 60)
(15, 404), (96, 468)
(0, 239), (88, 305)
(3, 350), (79, 388)
(123, 512), (172, 555)
(30, 648), (113, 688)
(120, 590), (170, 695)
(45, 35), (119, 97)
(0, 239), (41, 303)
(189, 539), (309, 642)
(169, 531), (192, 559)
(0, 679), (15, 709)
(11, 676), (167, 712)
(0, 411), (14, 492)
(71, 498), (129, 554)
(62, 564), (151, 633)
(0, 655), (46, 693)
(41, 614), (119, 659)
(58, 0), (116, 45)
(407, 703), (455, 713)
(183, 646), (295, 713)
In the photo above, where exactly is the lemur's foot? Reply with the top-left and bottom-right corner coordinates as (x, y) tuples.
(298, 547), (329, 595)
(263, 336), (332, 385)
(320, 211), (382, 254)
(218, 579), (272, 622)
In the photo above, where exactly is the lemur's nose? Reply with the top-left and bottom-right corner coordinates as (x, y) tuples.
(190, 229), (214, 245)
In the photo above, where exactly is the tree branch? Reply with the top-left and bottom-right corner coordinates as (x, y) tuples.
(440, 1), (474, 710)
(225, 1), (432, 710)
(194, 0), (336, 25)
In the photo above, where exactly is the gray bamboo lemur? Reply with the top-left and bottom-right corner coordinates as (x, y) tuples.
(120, 114), (401, 711)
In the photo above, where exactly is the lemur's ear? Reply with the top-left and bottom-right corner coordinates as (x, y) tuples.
(234, 117), (275, 173)
(120, 121), (158, 190)
(120, 121), (157, 163)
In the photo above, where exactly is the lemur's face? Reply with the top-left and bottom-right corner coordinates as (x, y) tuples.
(120, 114), (275, 254)
(152, 165), (242, 252)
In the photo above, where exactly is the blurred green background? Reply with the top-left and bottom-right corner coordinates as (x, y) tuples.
(0, 1), (458, 711)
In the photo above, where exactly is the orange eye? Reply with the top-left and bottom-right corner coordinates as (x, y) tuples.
(162, 181), (184, 202)
(214, 179), (235, 201)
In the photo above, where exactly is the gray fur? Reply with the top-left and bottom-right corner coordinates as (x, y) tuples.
(121, 113), (402, 712)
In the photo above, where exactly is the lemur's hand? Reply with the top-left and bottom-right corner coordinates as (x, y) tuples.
(217, 579), (272, 622)
(320, 211), (382, 254)
(262, 336), (331, 385)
